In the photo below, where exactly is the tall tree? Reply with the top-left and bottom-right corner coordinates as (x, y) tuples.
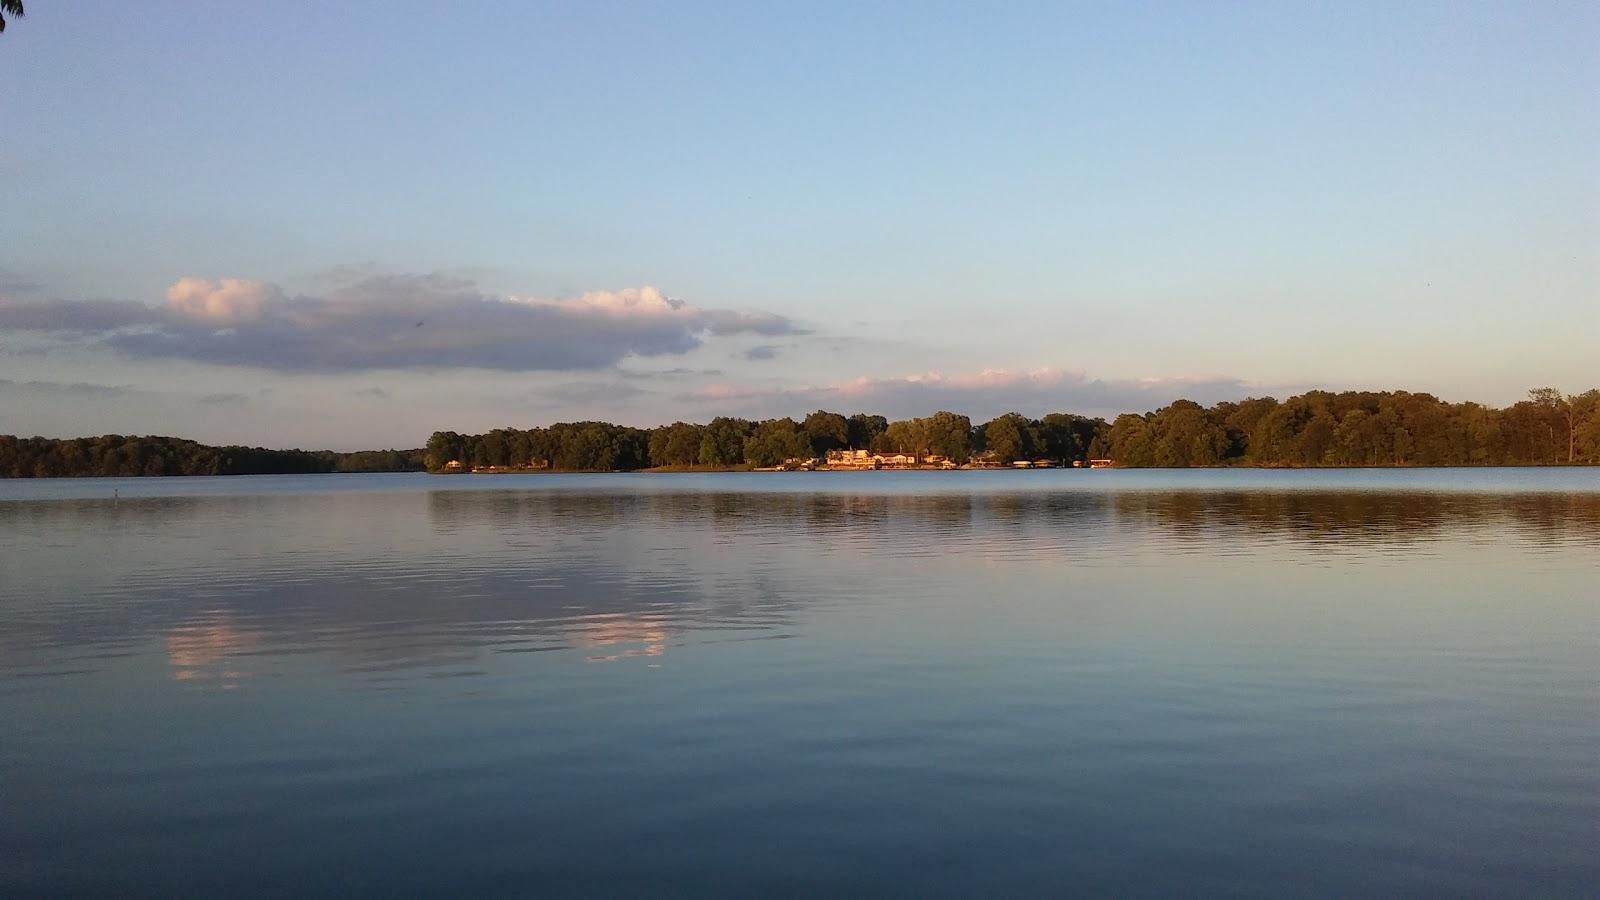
(744, 418), (811, 467)
(801, 410), (850, 455)
(1528, 387), (1577, 463)
(981, 413), (1039, 463)
(847, 414), (888, 449)
(698, 417), (753, 467)
(0, 1), (23, 34)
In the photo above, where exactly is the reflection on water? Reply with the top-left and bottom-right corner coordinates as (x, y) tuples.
(166, 622), (257, 684)
(5, 488), (1596, 683)
(1, 475), (1597, 897)
(574, 615), (668, 664)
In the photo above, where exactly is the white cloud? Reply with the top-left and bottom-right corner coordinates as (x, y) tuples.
(164, 278), (282, 324)
(0, 274), (802, 373)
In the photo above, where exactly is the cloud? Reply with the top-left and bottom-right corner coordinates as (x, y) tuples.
(0, 378), (134, 398)
(680, 366), (1258, 419)
(0, 298), (157, 332)
(198, 392), (251, 405)
(0, 275), (803, 373)
(742, 344), (781, 361)
(0, 269), (44, 296)
(537, 381), (649, 405)
(165, 278), (282, 324)
(617, 367), (724, 379)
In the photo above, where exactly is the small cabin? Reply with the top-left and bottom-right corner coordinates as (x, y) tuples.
(1089, 458), (1115, 469)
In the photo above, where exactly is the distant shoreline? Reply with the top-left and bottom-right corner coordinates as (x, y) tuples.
(428, 461), (1598, 475)
(5, 462), (1600, 481)
(5, 385), (1597, 477)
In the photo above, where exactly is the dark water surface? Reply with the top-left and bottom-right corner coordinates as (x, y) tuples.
(3, 470), (1597, 896)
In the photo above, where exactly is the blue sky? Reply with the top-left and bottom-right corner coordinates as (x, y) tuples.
(3, 1), (1596, 449)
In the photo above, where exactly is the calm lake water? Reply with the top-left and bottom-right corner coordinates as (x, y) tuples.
(3, 470), (1597, 897)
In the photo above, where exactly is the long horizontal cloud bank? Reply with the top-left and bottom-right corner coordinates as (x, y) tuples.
(685, 367), (1263, 421)
(0, 275), (800, 372)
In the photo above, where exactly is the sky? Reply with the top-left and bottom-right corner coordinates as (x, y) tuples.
(2, 1), (1596, 450)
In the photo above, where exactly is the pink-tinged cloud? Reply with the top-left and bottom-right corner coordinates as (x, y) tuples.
(0, 274), (801, 372)
(164, 278), (282, 324)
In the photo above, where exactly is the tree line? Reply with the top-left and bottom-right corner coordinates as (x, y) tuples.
(0, 435), (424, 478)
(423, 387), (1600, 472)
(1102, 387), (1600, 467)
(4, 386), (1593, 478)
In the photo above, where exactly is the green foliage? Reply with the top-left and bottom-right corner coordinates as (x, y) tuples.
(698, 417), (754, 467)
(801, 410), (850, 455)
(423, 422), (648, 472)
(1093, 387), (1600, 467)
(1038, 413), (1098, 463)
(980, 413), (1041, 463)
(8, 386), (1597, 479)
(648, 422), (705, 467)
(847, 414), (888, 450)
(0, 435), (423, 478)
(744, 418), (812, 467)
(875, 412), (973, 462)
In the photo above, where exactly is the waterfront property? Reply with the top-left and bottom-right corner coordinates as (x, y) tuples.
(822, 450), (957, 470)
(825, 449), (880, 469)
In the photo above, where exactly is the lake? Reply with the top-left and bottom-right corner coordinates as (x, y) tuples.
(2, 469), (1596, 896)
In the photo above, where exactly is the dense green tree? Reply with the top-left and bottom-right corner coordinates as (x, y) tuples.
(847, 414), (888, 449)
(1528, 387), (1581, 464)
(8, 384), (1599, 479)
(744, 418), (812, 467)
(980, 413), (1041, 462)
(1038, 413), (1102, 463)
(648, 422), (705, 467)
(698, 417), (753, 467)
(801, 410), (850, 455)
(1220, 397), (1279, 459)
(1106, 414), (1155, 466)
(924, 411), (972, 462)
(876, 418), (923, 455)
(424, 431), (466, 471)
(874, 412), (972, 462)
(0, 434), (423, 478)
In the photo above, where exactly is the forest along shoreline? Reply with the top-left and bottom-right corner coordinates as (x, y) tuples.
(2, 387), (1596, 478)
(422, 387), (1599, 473)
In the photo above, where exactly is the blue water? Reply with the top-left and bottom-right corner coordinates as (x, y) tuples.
(2, 470), (1597, 896)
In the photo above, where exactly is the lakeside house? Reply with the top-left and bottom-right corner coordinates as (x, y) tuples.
(822, 449), (934, 469)
(445, 457), (554, 473)
(967, 451), (1004, 468)
(813, 450), (1072, 471)
(1090, 458), (1115, 468)
(826, 449), (879, 469)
